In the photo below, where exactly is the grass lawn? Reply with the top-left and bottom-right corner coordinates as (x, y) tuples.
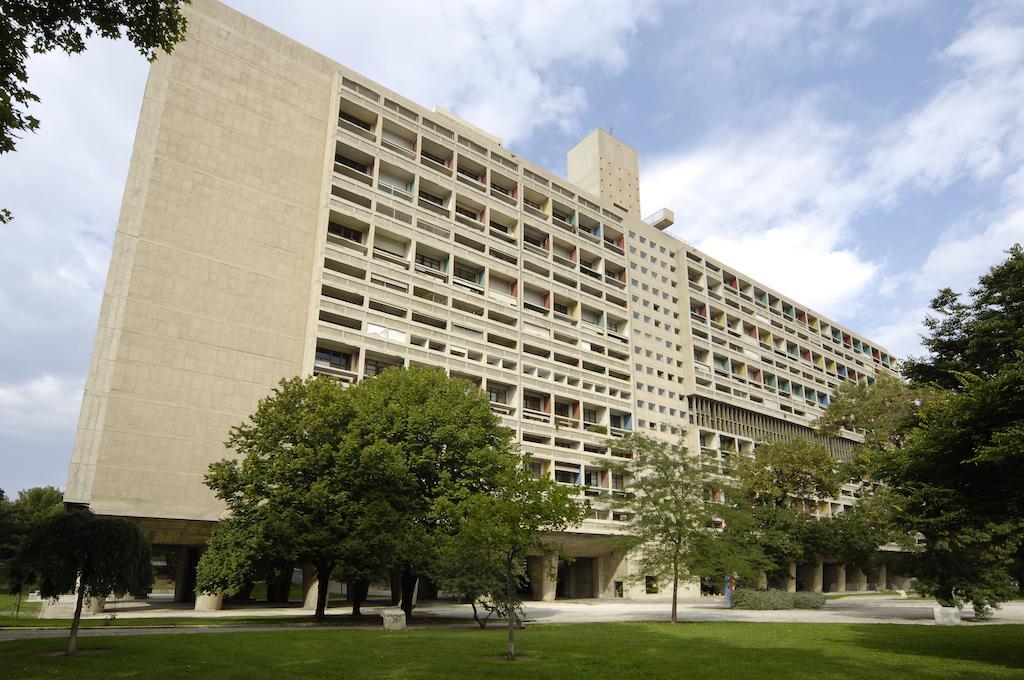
(824, 591), (899, 600)
(2, 622), (1023, 679)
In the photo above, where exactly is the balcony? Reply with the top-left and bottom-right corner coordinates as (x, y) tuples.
(372, 247), (410, 269)
(338, 115), (375, 142)
(522, 408), (551, 424)
(523, 201), (547, 220)
(490, 183), (516, 206)
(378, 181), (412, 202)
(420, 151), (452, 177)
(334, 159), (373, 186)
(418, 191), (450, 217)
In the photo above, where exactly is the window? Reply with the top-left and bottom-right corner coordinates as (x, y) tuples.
(583, 408), (598, 424)
(330, 224), (362, 243)
(488, 386), (508, 403)
(553, 302), (569, 315)
(645, 576), (659, 594)
(454, 264), (481, 282)
(364, 357), (398, 377)
(415, 253), (443, 271)
(523, 395), (543, 411)
(315, 348), (351, 369)
(611, 473), (625, 491)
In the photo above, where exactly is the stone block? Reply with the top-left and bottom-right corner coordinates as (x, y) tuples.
(380, 607), (406, 631)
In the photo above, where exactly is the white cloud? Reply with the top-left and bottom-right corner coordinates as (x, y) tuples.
(643, 2), (1024, 357)
(642, 102), (878, 316)
(0, 375), (82, 435)
(239, 0), (655, 145)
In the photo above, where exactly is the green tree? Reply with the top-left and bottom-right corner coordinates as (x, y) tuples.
(1, 486), (64, 566)
(1, 1), (191, 223)
(341, 366), (514, 622)
(733, 438), (842, 509)
(612, 435), (711, 623)
(902, 244), (1024, 389)
(12, 511), (152, 655)
(434, 454), (586, 659)
(895, 361), (1024, 614)
(197, 375), (404, 621)
(820, 245), (1024, 614)
(729, 439), (847, 586)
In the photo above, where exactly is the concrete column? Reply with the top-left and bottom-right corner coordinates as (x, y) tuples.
(173, 545), (193, 603)
(87, 596), (106, 614)
(194, 592), (224, 612)
(786, 562), (797, 593)
(527, 555), (557, 601)
(302, 564), (320, 609)
(876, 563), (888, 591)
(811, 561), (827, 593)
(826, 563), (846, 593)
(847, 567), (868, 592)
(806, 559), (823, 593)
(756, 571), (769, 590)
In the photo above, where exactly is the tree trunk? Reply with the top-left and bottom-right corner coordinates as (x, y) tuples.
(671, 554), (679, 624)
(470, 599), (485, 628)
(67, 580), (85, 656)
(400, 568), (418, 623)
(315, 563), (332, 621)
(351, 579), (368, 616)
(506, 556), (516, 661)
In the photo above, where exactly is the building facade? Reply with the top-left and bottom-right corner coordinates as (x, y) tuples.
(65, 0), (898, 602)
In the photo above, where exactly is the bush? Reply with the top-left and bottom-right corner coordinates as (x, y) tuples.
(732, 589), (792, 610)
(731, 589), (826, 610)
(791, 591), (825, 609)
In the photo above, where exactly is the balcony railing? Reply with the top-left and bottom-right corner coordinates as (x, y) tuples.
(418, 196), (450, 217)
(381, 137), (415, 159)
(378, 182), (412, 202)
(338, 117), (375, 141)
(334, 161), (373, 186)
(522, 408), (551, 423)
(523, 203), (548, 220)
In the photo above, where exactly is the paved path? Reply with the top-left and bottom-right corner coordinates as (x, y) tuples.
(5, 596), (1023, 642)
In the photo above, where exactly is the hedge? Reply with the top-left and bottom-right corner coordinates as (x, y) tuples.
(731, 589), (825, 610)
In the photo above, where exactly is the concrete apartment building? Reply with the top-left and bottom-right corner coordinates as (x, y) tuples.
(65, 0), (900, 604)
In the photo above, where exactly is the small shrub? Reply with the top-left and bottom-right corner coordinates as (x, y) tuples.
(791, 591), (825, 609)
(731, 589), (825, 610)
(732, 589), (793, 610)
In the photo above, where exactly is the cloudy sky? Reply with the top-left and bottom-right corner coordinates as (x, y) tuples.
(2, 0), (1023, 494)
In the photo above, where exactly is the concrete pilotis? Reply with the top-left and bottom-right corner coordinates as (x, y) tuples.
(786, 562), (797, 593)
(173, 545), (193, 603)
(302, 564), (319, 609)
(87, 596), (106, 614)
(825, 563), (846, 593)
(876, 563), (888, 590)
(847, 567), (868, 592)
(528, 555), (558, 601)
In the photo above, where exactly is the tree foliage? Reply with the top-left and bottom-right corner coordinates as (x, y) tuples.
(197, 367), (516, 622)
(822, 245), (1024, 614)
(902, 244), (1024, 389)
(434, 454), (586, 659)
(733, 438), (842, 509)
(612, 435), (711, 623)
(340, 366), (514, 621)
(197, 375), (405, 620)
(13, 511), (152, 654)
(0, 485), (63, 561)
(1, 0), (191, 223)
